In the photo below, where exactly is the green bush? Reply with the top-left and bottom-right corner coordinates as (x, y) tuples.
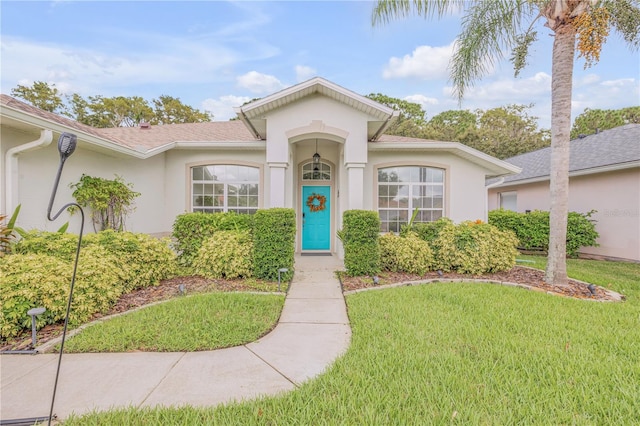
(0, 247), (128, 339)
(434, 221), (519, 274)
(253, 208), (296, 281)
(13, 230), (81, 260)
(83, 230), (176, 291)
(194, 230), (253, 279)
(379, 232), (434, 275)
(409, 217), (454, 248)
(340, 210), (380, 277)
(489, 209), (599, 257)
(16, 230), (176, 292)
(172, 212), (254, 266)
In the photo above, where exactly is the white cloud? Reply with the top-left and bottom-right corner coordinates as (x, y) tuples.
(458, 72), (552, 103)
(0, 33), (279, 96)
(383, 42), (455, 80)
(201, 95), (252, 121)
(236, 71), (286, 94)
(404, 94), (439, 108)
(295, 65), (316, 82)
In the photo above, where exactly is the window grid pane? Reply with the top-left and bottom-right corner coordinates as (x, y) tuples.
(378, 166), (445, 232)
(192, 165), (259, 214)
(302, 161), (331, 181)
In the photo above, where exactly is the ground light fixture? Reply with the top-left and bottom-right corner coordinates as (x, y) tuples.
(46, 132), (84, 426)
(278, 268), (289, 292)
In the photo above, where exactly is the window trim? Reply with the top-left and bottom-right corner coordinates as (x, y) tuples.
(186, 160), (264, 213)
(374, 162), (449, 232)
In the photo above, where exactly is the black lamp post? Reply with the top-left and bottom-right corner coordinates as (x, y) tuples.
(46, 132), (84, 426)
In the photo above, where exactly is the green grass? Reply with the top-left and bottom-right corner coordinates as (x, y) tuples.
(62, 293), (285, 352)
(64, 257), (640, 425)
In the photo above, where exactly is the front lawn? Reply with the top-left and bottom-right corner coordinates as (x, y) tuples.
(65, 257), (640, 425)
(62, 293), (285, 353)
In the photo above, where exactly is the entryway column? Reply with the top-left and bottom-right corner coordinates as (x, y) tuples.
(268, 162), (288, 207)
(345, 162), (365, 210)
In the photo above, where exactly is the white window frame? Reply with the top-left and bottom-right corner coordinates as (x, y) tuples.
(377, 165), (445, 233)
(191, 164), (260, 214)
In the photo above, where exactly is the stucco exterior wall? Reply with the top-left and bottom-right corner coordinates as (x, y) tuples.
(488, 168), (640, 261)
(14, 142), (168, 234)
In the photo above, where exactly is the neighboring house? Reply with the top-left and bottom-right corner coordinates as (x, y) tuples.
(2, 77), (519, 256)
(488, 124), (640, 262)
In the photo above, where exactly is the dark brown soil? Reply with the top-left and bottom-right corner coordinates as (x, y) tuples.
(2, 267), (619, 352)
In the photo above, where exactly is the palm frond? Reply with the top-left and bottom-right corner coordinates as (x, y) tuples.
(451, 0), (538, 101)
(371, 0), (466, 26)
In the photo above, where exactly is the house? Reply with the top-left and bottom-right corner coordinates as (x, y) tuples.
(2, 77), (519, 256)
(488, 124), (640, 262)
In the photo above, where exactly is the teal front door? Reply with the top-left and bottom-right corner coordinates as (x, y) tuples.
(302, 185), (331, 250)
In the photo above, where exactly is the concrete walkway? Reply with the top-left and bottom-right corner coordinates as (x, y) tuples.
(0, 255), (350, 422)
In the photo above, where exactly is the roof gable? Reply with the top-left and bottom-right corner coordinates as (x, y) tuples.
(234, 77), (399, 140)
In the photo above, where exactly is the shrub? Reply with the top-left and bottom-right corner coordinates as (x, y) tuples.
(13, 230), (80, 260)
(194, 231), (253, 279)
(172, 212), (254, 266)
(339, 210), (380, 276)
(16, 230), (176, 292)
(83, 230), (176, 291)
(489, 209), (599, 257)
(379, 232), (434, 275)
(253, 208), (296, 281)
(410, 217), (454, 248)
(434, 221), (519, 274)
(69, 174), (140, 232)
(0, 247), (128, 339)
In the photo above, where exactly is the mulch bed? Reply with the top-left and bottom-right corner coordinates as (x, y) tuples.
(340, 266), (620, 301)
(1, 267), (621, 352)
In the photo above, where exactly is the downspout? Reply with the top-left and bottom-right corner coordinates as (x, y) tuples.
(484, 177), (505, 222)
(4, 129), (53, 215)
(369, 111), (399, 142)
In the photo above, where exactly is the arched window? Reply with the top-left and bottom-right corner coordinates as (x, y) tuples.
(302, 161), (331, 181)
(191, 164), (259, 214)
(377, 166), (445, 232)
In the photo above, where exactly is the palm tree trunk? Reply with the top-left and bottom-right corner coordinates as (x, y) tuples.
(545, 27), (576, 286)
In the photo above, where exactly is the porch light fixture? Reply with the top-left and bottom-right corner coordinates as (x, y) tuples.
(313, 139), (321, 165)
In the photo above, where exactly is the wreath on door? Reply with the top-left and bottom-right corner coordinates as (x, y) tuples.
(306, 193), (327, 212)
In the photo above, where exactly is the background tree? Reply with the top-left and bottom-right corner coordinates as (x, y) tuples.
(373, 0), (640, 286)
(365, 93), (427, 137)
(10, 81), (65, 113)
(474, 105), (551, 159)
(422, 109), (477, 142)
(152, 95), (212, 125)
(571, 106), (640, 138)
(10, 82), (212, 127)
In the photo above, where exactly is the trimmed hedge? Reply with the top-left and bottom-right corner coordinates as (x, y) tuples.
(253, 208), (296, 281)
(489, 209), (599, 257)
(408, 217), (454, 249)
(194, 230), (254, 279)
(379, 232), (434, 275)
(340, 210), (380, 276)
(172, 212), (254, 266)
(433, 221), (519, 274)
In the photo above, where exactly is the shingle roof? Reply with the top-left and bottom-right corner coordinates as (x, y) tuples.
(498, 124), (640, 184)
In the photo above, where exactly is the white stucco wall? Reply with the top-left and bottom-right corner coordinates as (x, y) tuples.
(487, 168), (640, 261)
(14, 141), (167, 234)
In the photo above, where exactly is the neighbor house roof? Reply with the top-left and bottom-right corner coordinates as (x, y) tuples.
(491, 124), (640, 186)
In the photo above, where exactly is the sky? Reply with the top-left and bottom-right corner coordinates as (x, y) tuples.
(1, 0), (639, 129)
